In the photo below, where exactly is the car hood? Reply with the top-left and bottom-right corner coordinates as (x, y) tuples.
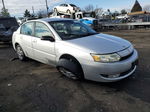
(65, 33), (131, 54)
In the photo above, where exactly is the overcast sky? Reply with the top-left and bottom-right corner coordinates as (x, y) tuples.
(0, 0), (64, 17)
(0, 0), (149, 17)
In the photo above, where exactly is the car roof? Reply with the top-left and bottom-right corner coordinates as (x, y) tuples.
(39, 18), (73, 22)
(22, 18), (74, 26)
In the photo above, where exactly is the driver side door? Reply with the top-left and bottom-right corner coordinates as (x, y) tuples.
(32, 22), (56, 65)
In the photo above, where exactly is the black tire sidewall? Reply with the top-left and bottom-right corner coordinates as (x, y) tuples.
(54, 8), (57, 12)
(57, 58), (83, 79)
(67, 10), (71, 14)
(16, 45), (26, 61)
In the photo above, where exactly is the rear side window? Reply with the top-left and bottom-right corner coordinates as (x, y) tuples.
(60, 4), (64, 6)
(70, 4), (76, 7)
(20, 22), (34, 36)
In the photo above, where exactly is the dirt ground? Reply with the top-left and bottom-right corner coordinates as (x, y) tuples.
(0, 29), (150, 112)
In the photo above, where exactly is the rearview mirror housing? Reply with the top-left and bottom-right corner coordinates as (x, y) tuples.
(41, 36), (55, 42)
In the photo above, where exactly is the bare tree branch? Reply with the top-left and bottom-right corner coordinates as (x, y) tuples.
(143, 5), (150, 12)
(84, 4), (94, 12)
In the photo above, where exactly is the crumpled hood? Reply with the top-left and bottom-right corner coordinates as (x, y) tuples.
(66, 33), (131, 54)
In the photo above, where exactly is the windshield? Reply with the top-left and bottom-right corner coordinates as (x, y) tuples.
(49, 20), (98, 40)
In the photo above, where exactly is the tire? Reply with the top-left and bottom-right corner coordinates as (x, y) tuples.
(66, 10), (71, 14)
(54, 8), (57, 13)
(16, 45), (26, 61)
(57, 58), (83, 80)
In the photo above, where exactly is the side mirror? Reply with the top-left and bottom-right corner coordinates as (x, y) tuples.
(41, 36), (55, 42)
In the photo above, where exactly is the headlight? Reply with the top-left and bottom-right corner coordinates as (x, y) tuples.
(91, 53), (121, 62)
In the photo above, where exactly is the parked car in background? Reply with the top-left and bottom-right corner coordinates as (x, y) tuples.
(0, 17), (19, 42)
(12, 18), (138, 82)
(80, 12), (98, 30)
(50, 12), (71, 18)
(53, 4), (80, 14)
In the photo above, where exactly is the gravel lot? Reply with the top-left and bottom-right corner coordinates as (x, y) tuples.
(0, 29), (150, 112)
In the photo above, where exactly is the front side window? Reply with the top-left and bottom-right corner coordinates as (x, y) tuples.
(49, 20), (97, 40)
(20, 22), (34, 36)
(35, 22), (53, 38)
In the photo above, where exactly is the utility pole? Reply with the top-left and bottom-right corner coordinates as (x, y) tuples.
(2, 0), (6, 10)
(45, 0), (49, 17)
(32, 6), (35, 15)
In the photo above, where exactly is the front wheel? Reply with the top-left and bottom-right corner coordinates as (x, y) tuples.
(57, 58), (83, 80)
(57, 67), (78, 80)
(66, 10), (71, 14)
(16, 45), (26, 61)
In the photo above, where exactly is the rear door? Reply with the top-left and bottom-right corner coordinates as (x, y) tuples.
(20, 22), (34, 58)
(32, 21), (56, 65)
(63, 4), (69, 12)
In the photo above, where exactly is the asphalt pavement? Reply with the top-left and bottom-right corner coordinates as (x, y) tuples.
(0, 30), (150, 112)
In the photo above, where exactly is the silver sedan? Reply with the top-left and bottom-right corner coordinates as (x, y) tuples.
(12, 18), (138, 82)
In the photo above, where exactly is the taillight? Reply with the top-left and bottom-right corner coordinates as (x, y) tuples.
(64, 15), (70, 18)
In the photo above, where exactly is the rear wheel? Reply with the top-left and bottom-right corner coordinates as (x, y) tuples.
(66, 10), (71, 14)
(57, 58), (83, 80)
(54, 8), (57, 13)
(16, 45), (26, 61)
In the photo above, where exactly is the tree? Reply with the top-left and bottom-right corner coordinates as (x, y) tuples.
(95, 8), (103, 19)
(107, 9), (112, 18)
(37, 11), (43, 18)
(131, 0), (142, 12)
(0, 8), (10, 17)
(143, 5), (150, 12)
(121, 9), (127, 14)
(37, 10), (47, 18)
(84, 4), (94, 12)
(107, 9), (110, 13)
(24, 9), (31, 17)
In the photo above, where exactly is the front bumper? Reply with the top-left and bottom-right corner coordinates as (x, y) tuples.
(82, 49), (138, 82)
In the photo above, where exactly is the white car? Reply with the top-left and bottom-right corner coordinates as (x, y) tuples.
(12, 18), (138, 82)
(53, 4), (80, 14)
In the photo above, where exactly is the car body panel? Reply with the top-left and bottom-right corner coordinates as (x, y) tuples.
(65, 33), (131, 54)
(81, 50), (138, 82)
(32, 36), (56, 65)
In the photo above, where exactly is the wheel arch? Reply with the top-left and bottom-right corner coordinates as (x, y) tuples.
(14, 43), (19, 50)
(58, 54), (84, 78)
